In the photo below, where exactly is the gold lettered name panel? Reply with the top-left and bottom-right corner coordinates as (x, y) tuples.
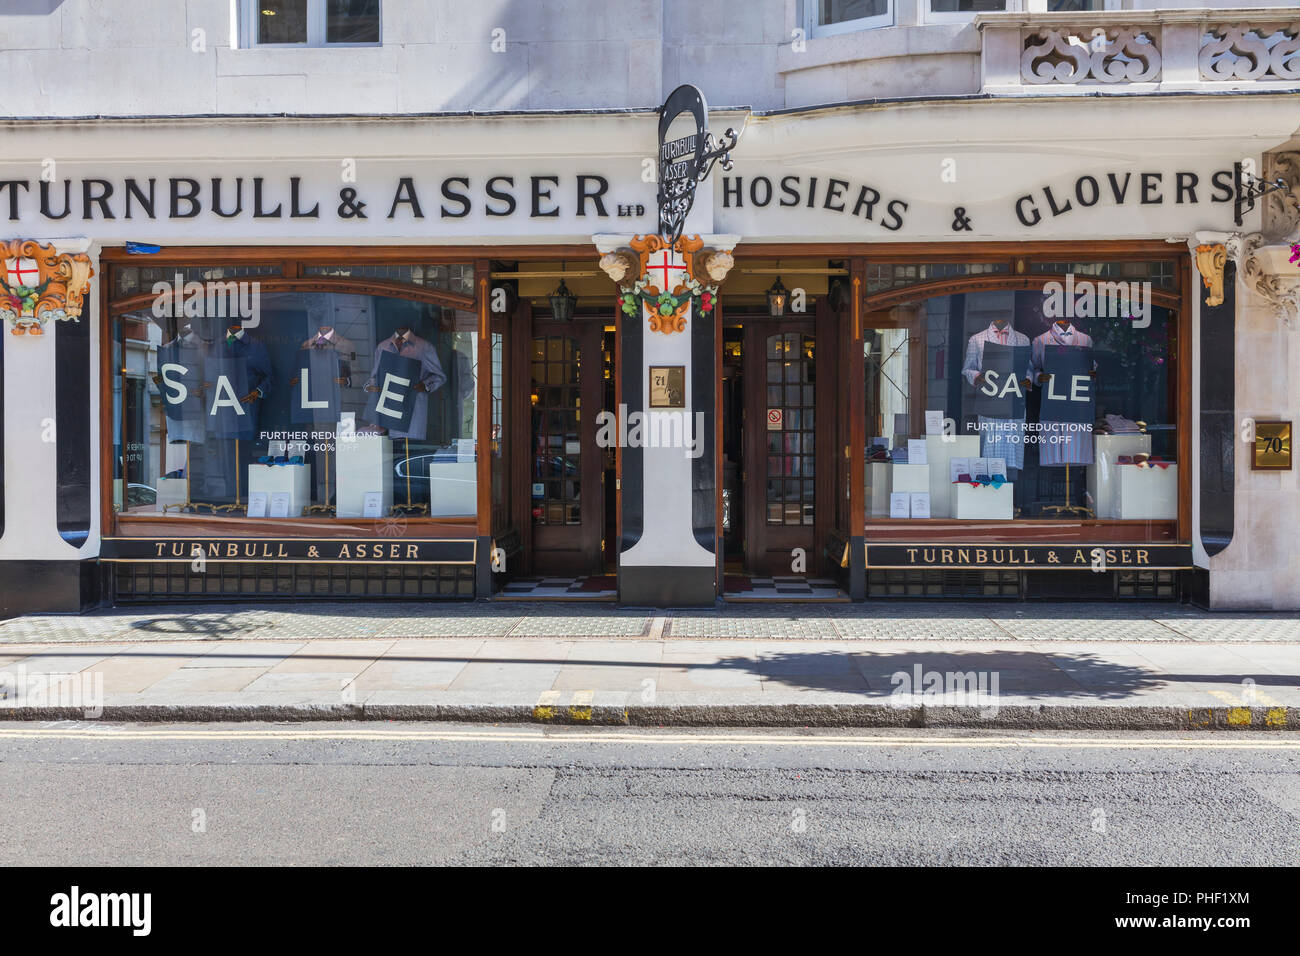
(101, 538), (477, 565)
(866, 543), (1193, 570)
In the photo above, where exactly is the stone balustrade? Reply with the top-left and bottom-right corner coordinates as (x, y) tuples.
(978, 11), (1300, 94)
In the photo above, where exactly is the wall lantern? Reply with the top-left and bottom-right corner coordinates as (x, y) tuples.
(549, 265), (578, 322)
(766, 276), (789, 317)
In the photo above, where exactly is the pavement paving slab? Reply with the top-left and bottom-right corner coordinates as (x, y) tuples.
(0, 601), (1296, 729)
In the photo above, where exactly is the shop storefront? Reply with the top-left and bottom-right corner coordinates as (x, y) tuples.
(0, 91), (1296, 613)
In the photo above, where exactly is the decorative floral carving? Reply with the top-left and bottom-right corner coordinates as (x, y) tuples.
(1263, 152), (1300, 243)
(1206, 232), (1300, 331)
(1238, 232), (1300, 330)
(0, 239), (95, 335)
(615, 234), (724, 336)
(1200, 24), (1300, 82)
(1022, 27), (1161, 85)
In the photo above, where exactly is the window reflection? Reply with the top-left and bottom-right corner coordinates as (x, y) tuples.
(116, 290), (477, 520)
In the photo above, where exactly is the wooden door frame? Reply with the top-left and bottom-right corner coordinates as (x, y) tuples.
(742, 314), (823, 575)
(526, 317), (605, 576)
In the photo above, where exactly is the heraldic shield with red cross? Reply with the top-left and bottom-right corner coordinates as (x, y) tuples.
(618, 234), (715, 336)
(0, 239), (95, 335)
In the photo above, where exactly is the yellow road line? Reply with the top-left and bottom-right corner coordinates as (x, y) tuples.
(0, 727), (1297, 749)
(568, 690), (594, 723)
(532, 690), (561, 721)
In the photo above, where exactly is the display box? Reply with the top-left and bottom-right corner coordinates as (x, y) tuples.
(1117, 464), (1177, 520)
(1088, 434), (1152, 519)
(429, 458), (477, 517)
(926, 434), (980, 518)
(336, 431), (393, 518)
(155, 477), (189, 511)
(891, 462), (931, 494)
(955, 482), (1014, 520)
(247, 463), (311, 517)
(866, 461), (892, 517)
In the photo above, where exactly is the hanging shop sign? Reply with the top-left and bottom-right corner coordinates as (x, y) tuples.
(656, 84), (740, 243)
(100, 537), (476, 564)
(866, 543), (1193, 570)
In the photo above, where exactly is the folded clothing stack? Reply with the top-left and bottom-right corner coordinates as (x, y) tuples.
(954, 473), (1008, 489)
(1117, 454), (1172, 469)
(1101, 413), (1142, 434)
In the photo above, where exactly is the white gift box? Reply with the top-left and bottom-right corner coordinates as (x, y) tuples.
(1117, 463), (1177, 520)
(866, 461), (892, 517)
(926, 434), (980, 518)
(891, 462), (931, 494)
(247, 463), (311, 517)
(1088, 434), (1152, 519)
(429, 460), (477, 517)
(955, 481), (1014, 520)
(336, 431), (393, 518)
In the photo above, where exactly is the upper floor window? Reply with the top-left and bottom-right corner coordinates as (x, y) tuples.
(927, 0), (1007, 20)
(927, 0), (1110, 18)
(806, 0), (893, 37)
(242, 0), (381, 47)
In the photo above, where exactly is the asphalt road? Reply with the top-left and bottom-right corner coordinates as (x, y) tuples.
(2, 722), (1298, 866)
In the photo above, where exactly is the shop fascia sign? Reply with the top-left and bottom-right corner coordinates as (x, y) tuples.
(0, 164), (659, 237)
(716, 162), (1253, 238)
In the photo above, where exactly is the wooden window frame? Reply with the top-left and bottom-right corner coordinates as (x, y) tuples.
(730, 240), (1191, 547)
(99, 244), (595, 544)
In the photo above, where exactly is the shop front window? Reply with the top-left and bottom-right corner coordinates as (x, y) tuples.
(865, 281), (1178, 527)
(113, 288), (477, 521)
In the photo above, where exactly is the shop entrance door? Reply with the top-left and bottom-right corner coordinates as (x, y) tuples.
(743, 319), (819, 575)
(528, 321), (606, 575)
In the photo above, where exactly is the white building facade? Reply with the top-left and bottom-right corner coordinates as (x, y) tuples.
(0, 0), (1297, 612)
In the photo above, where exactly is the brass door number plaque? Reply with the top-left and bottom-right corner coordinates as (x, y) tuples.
(649, 366), (685, 408)
(1252, 420), (1292, 470)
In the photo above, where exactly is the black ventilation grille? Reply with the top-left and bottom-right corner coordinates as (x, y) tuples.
(114, 562), (474, 603)
(867, 569), (1180, 601)
(868, 569), (1021, 599)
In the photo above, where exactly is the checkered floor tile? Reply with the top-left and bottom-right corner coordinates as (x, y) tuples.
(725, 576), (847, 601)
(497, 576), (618, 600)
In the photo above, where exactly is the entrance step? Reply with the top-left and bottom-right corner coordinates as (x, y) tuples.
(724, 575), (849, 602)
(495, 576), (618, 601)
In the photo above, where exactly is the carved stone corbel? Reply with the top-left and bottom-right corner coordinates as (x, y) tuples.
(1194, 230), (1300, 330)
(1237, 231), (1300, 330)
(1194, 242), (1228, 307)
(1263, 151), (1300, 243)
